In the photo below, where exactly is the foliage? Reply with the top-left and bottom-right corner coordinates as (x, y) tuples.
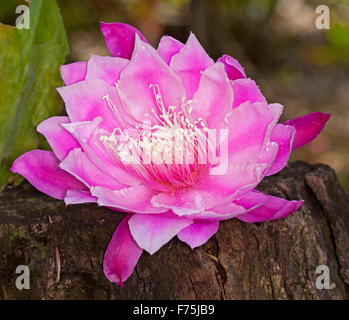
(0, 0), (68, 189)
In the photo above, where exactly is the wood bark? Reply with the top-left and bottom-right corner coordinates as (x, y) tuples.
(0, 161), (348, 299)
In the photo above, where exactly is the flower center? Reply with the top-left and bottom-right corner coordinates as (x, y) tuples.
(99, 84), (214, 192)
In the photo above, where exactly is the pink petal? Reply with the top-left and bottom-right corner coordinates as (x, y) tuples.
(11, 150), (84, 200)
(100, 22), (148, 59)
(153, 196), (246, 221)
(284, 112), (331, 150)
(195, 102), (275, 200)
(267, 103), (284, 135)
(65, 189), (97, 205)
(258, 103), (285, 175)
(151, 189), (224, 216)
(90, 185), (168, 214)
(177, 220), (219, 249)
(157, 36), (184, 64)
(233, 190), (267, 210)
(200, 190), (265, 221)
(85, 55), (128, 86)
(128, 213), (193, 254)
(217, 54), (246, 80)
(228, 101), (274, 158)
(205, 201), (247, 219)
(60, 62), (87, 85)
(236, 192), (303, 223)
(266, 124), (295, 176)
(117, 35), (185, 122)
(191, 62), (234, 128)
(59, 148), (125, 190)
(257, 141), (279, 176)
(57, 79), (126, 132)
(170, 33), (214, 99)
(62, 118), (141, 186)
(190, 210), (247, 221)
(231, 78), (266, 108)
(269, 103), (284, 121)
(268, 103), (284, 121)
(198, 161), (266, 202)
(151, 190), (204, 215)
(151, 190), (247, 221)
(104, 214), (143, 286)
(37, 116), (79, 161)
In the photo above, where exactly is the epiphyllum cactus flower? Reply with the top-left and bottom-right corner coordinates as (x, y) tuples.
(11, 22), (330, 286)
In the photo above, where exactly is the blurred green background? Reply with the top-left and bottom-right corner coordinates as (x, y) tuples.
(1, 0), (349, 189)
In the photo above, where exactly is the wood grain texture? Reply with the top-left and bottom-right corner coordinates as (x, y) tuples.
(0, 161), (348, 299)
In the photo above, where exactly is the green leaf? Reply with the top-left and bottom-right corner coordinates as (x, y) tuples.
(0, 0), (69, 190)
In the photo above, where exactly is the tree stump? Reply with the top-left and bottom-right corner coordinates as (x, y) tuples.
(0, 161), (348, 300)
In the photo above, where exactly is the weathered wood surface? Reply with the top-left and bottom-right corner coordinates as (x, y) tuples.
(0, 161), (348, 299)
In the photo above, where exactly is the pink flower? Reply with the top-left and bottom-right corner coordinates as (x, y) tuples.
(11, 22), (330, 286)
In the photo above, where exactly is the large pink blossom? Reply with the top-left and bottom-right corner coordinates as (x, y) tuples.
(11, 22), (330, 286)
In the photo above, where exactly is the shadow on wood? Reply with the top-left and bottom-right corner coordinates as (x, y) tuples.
(0, 161), (348, 299)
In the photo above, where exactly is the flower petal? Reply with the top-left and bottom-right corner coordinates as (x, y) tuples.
(157, 36), (184, 64)
(231, 78), (266, 108)
(233, 190), (267, 210)
(205, 190), (266, 223)
(59, 148), (125, 189)
(284, 112), (331, 150)
(217, 54), (246, 80)
(196, 102), (274, 200)
(170, 33), (214, 99)
(151, 189), (224, 216)
(191, 62), (234, 128)
(199, 162), (266, 202)
(62, 118), (141, 186)
(11, 150), (84, 200)
(258, 141), (279, 176)
(60, 62), (87, 85)
(104, 214), (143, 286)
(64, 189), (97, 205)
(200, 206), (246, 221)
(100, 22), (148, 59)
(129, 213), (192, 254)
(57, 79), (126, 132)
(227, 101), (274, 159)
(177, 220), (219, 249)
(236, 192), (303, 223)
(90, 185), (168, 214)
(85, 55), (128, 86)
(117, 35), (186, 122)
(37, 116), (79, 161)
(266, 124), (295, 176)
(151, 190), (203, 215)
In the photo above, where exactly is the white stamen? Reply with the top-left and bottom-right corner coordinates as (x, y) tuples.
(99, 84), (212, 191)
